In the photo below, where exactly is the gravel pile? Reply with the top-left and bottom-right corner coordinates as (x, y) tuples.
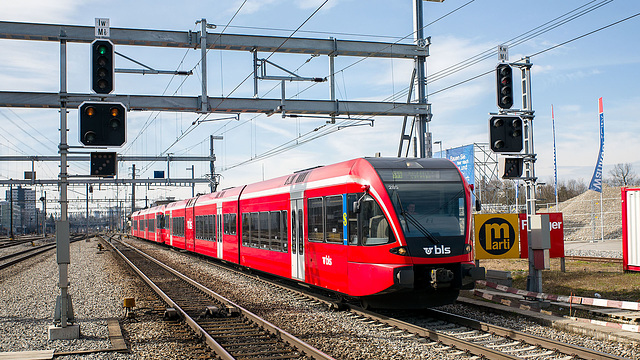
(542, 185), (623, 241)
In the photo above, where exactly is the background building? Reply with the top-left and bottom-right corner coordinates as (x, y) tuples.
(4, 187), (36, 234)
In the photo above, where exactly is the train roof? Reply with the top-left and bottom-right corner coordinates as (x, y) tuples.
(132, 157), (460, 214)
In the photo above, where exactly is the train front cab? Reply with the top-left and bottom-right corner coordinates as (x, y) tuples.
(352, 158), (484, 308)
(299, 158), (484, 309)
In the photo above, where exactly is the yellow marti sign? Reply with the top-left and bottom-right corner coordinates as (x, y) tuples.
(474, 214), (520, 259)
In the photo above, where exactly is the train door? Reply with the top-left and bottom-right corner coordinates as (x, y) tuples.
(216, 206), (223, 259)
(291, 197), (305, 281)
(186, 198), (197, 252)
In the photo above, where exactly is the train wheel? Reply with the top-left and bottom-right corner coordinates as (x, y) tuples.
(359, 299), (370, 310)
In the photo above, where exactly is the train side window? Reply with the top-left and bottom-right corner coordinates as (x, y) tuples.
(281, 210), (288, 252)
(360, 195), (395, 246)
(291, 211), (297, 254)
(307, 197), (324, 242)
(259, 212), (269, 249)
(298, 209), (304, 254)
(242, 213), (250, 246)
(214, 215), (218, 241)
(211, 215), (216, 241)
(325, 195), (343, 244)
(270, 211), (281, 251)
(249, 213), (258, 247)
(230, 214), (237, 235)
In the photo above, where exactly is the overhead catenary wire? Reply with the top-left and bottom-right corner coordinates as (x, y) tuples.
(222, 5), (639, 171)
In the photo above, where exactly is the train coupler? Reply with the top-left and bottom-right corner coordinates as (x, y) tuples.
(430, 268), (454, 289)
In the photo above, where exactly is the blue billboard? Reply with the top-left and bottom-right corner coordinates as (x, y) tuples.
(436, 144), (475, 185)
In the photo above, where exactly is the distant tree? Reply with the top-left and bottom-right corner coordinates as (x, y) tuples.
(559, 178), (587, 201)
(607, 163), (639, 186)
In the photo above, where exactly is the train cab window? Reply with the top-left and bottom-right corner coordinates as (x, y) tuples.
(359, 195), (395, 246)
(347, 193), (360, 245)
(325, 195), (343, 243)
(307, 197), (324, 242)
(156, 214), (164, 231)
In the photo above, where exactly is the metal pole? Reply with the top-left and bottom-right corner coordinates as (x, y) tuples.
(85, 183), (89, 234)
(199, 19), (208, 113)
(9, 183), (13, 240)
(600, 190), (604, 241)
(42, 192), (46, 236)
(131, 164), (135, 215)
(520, 57), (541, 293)
(53, 36), (76, 332)
(189, 165), (195, 197)
(210, 136), (215, 193)
(413, 0), (430, 158)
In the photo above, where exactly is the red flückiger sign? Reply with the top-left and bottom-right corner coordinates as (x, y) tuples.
(518, 213), (565, 258)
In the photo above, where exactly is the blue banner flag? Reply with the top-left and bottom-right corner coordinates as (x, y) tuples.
(588, 98), (605, 192)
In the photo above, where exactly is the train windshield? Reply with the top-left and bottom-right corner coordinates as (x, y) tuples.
(378, 168), (466, 248)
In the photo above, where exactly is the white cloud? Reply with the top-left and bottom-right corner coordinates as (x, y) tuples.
(0, 0), (82, 23)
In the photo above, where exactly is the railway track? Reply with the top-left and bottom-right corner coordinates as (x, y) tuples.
(104, 234), (334, 360)
(0, 235), (46, 249)
(0, 234), (83, 270)
(120, 236), (628, 360)
(258, 279), (630, 359)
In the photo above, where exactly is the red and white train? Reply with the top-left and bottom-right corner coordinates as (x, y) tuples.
(130, 157), (485, 308)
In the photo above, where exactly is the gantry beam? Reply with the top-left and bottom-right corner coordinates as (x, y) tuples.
(0, 91), (429, 116)
(0, 21), (426, 58)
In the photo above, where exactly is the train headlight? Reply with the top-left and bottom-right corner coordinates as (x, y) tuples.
(390, 246), (409, 256)
(464, 244), (472, 254)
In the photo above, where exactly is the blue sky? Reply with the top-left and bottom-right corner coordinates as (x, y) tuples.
(1, 0), (639, 209)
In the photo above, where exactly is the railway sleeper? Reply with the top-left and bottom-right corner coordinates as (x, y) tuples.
(224, 339), (281, 348)
(211, 331), (271, 340)
(202, 325), (258, 334)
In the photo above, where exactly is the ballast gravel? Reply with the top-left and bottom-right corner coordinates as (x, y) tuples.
(0, 237), (209, 359)
(123, 237), (639, 360)
(0, 235), (637, 359)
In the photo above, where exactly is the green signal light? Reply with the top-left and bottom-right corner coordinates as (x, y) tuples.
(97, 45), (108, 55)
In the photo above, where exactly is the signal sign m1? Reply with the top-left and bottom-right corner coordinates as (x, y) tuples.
(474, 214), (520, 259)
(95, 18), (110, 37)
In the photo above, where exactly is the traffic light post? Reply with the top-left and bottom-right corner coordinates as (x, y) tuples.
(490, 57), (543, 294)
(91, 39), (114, 94)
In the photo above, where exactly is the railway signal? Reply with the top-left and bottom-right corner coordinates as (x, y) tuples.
(90, 152), (117, 177)
(489, 115), (523, 153)
(91, 39), (114, 94)
(496, 63), (513, 109)
(499, 156), (524, 179)
(79, 101), (126, 147)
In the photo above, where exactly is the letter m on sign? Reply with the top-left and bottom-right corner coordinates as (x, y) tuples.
(486, 223), (509, 247)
